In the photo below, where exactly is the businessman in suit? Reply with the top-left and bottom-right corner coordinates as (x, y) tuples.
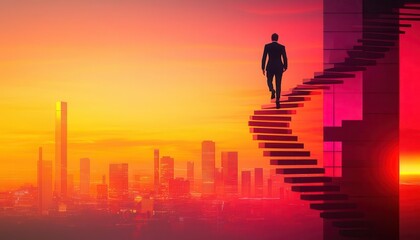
(261, 33), (288, 109)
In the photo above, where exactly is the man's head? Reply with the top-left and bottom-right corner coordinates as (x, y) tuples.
(271, 33), (279, 42)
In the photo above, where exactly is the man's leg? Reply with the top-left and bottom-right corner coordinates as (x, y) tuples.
(267, 71), (275, 91)
(275, 71), (283, 108)
(267, 71), (275, 99)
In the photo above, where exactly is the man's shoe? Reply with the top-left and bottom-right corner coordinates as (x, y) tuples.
(276, 102), (280, 109)
(271, 90), (275, 99)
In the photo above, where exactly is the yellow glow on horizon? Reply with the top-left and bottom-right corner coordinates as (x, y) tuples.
(400, 155), (420, 175)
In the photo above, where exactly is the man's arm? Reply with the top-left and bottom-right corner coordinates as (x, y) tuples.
(282, 46), (288, 72)
(261, 45), (268, 75)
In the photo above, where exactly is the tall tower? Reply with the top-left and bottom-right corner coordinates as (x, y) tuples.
(55, 101), (67, 199)
(80, 158), (90, 197)
(221, 151), (238, 196)
(241, 170), (251, 198)
(37, 147), (52, 215)
(187, 161), (194, 191)
(109, 163), (129, 200)
(160, 156), (174, 195)
(254, 168), (263, 198)
(154, 149), (159, 193)
(201, 141), (215, 195)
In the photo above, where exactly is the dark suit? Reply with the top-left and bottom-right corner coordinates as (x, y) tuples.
(261, 42), (288, 103)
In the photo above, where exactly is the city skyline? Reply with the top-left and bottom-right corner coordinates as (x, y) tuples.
(0, 1), (419, 239)
(1, 1), (419, 189)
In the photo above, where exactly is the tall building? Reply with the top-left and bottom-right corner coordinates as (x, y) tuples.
(109, 163), (129, 200)
(55, 101), (67, 199)
(187, 161), (194, 191)
(97, 175), (108, 200)
(202, 141), (215, 195)
(37, 147), (52, 215)
(241, 171), (251, 198)
(154, 149), (159, 193)
(80, 158), (90, 197)
(169, 178), (190, 198)
(160, 156), (174, 194)
(221, 152), (238, 196)
(254, 168), (263, 198)
(214, 167), (224, 196)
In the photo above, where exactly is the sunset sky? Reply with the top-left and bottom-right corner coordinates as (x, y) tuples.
(0, 0), (418, 188)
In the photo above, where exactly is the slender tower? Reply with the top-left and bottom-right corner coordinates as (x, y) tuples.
(187, 161), (194, 191)
(202, 141), (215, 195)
(38, 147), (52, 215)
(55, 101), (67, 199)
(154, 149), (159, 193)
(80, 158), (90, 197)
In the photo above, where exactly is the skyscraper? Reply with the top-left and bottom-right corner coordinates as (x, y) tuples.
(241, 170), (251, 198)
(80, 158), (90, 197)
(221, 151), (238, 196)
(187, 161), (194, 191)
(154, 149), (159, 193)
(202, 141), (215, 195)
(37, 147), (52, 215)
(97, 175), (108, 200)
(109, 163), (129, 200)
(254, 168), (263, 198)
(55, 101), (67, 199)
(160, 156), (174, 194)
(169, 178), (190, 198)
(214, 167), (224, 196)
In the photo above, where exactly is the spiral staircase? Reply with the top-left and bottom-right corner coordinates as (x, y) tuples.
(249, 1), (420, 239)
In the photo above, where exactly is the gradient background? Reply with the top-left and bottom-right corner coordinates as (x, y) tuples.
(0, 0), (418, 189)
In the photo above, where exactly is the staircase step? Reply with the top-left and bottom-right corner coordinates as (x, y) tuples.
(344, 58), (377, 66)
(261, 103), (304, 109)
(320, 211), (364, 219)
(324, 66), (366, 72)
(363, 28), (405, 34)
(287, 96), (312, 102)
(248, 121), (290, 128)
(254, 109), (297, 115)
(276, 168), (324, 174)
(266, 151), (310, 157)
(295, 85), (330, 90)
(301, 194), (348, 201)
(339, 229), (372, 238)
(284, 176), (331, 183)
(358, 39), (396, 46)
(260, 142), (304, 148)
(314, 72), (355, 78)
(292, 185), (340, 193)
(269, 98), (310, 103)
(333, 220), (371, 228)
(363, 21), (411, 27)
(250, 116), (292, 122)
(310, 202), (356, 210)
(284, 90), (322, 96)
(363, 33), (400, 41)
(251, 128), (292, 134)
(271, 159), (317, 166)
(303, 79), (344, 84)
(353, 45), (390, 52)
(383, 17), (420, 21)
(253, 134), (298, 141)
(347, 50), (385, 59)
(400, 6), (420, 10)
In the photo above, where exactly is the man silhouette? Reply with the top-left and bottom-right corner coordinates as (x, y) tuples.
(261, 33), (288, 109)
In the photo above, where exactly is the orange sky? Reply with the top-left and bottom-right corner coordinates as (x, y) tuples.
(0, 1), (418, 188)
